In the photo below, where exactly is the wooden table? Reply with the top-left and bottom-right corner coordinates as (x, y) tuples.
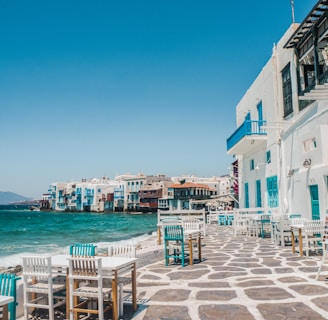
(52, 254), (138, 320)
(290, 224), (304, 257)
(0, 295), (14, 320)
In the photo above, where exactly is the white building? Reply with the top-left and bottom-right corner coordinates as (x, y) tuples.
(227, 1), (328, 220)
(171, 175), (230, 196)
(115, 174), (147, 211)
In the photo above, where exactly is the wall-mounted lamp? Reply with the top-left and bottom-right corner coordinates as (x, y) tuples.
(255, 163), (266, 170)
(303, 159), (311, 169)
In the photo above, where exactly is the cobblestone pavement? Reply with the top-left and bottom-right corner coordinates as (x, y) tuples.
(126, 224), (328, 320)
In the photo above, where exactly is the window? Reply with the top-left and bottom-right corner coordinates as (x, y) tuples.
(267, 176), (278, 207)
(244, 183), (249, 208)
(250, 159), (254, 171)
(282, 63), (293, 118)
(256, 180), (262, 207)
(266, 150), (271, 164)
(304, 138), (317, 152)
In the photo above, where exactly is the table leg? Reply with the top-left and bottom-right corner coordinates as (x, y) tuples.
(65, 268), (69, 320)
(157, 226), (161, 245)
(198, 233), (202, 262)
(291, 229), (295, 254)
(112, 270), (118, 320)
(132, 262), (137, 312)
(2, 304), (8, 320)
(299, 228), (303, 257)
(188, 236), (193, 266)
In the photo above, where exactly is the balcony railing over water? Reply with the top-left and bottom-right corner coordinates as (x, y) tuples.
(227, 120), (267, 151)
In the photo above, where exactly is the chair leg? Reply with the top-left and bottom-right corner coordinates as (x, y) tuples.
(119, 283), (123, 317)
(316, 243), (327, 280)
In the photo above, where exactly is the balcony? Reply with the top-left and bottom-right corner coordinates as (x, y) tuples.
(227, 120), (267, 155)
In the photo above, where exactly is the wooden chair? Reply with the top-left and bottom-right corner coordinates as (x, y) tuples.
(108, 243), (136, 258)
(68, 256), (112, 320)
(274, 217), (292, 246)
(22, 255), (66, 320)
(164, 225), (186, 267)
(70, 243), (97, 256)
(0, 273), (21, 320)
(108, 242), (137, 317)
(218, 214), (227, 225)
(302, 220), (324, 256)
(227, 214), (234, 225)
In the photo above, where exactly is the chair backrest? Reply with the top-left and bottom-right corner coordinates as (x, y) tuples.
(289, 213), (302, 219)
(290, 217), (307, 225)
(304, 220), (324, 235)
(164, 225), (184, 241)
(70, 243), (97, 257)
(161, 217), (181, 226)
(182, 218), (200, 233)
(218, 214), (226, 222)
(22, 255), (52, 280)
(68, 256), (101, 279)
(261, 214), (271, 222)
(108, 243), (136, 258)
(0, 273), (20, 320)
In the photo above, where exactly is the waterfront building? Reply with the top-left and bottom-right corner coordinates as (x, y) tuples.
(171, 175), (231, 196)
(39, 193), (51, 210)
(138, 175), (171, 213)
(139, 181), (171, 213)
(115, 174), (147, 212)
(227, 1), (328, 219)
(159, 181), (216, 210)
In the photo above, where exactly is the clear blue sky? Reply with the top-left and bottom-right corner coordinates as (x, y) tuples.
(0, 1), (315, 199)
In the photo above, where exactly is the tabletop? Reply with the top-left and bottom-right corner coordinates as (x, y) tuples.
(51, 254), (138, 270)
(0, 295), (14, 306)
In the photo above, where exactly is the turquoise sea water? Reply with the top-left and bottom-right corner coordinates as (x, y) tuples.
(0, 206), (158, 268)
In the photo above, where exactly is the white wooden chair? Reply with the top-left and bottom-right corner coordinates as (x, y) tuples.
(232, 213), (249, 236)
(108, 242), (136, 317)
(22, 255), (66, 320)
(68, 256), (112, 320)
(303, 220), (324, 257)
(108, 243), (136, 258)
(182, 218), (201, 264)
(316, 218), (328, 280)
(274, 217), (292, 246)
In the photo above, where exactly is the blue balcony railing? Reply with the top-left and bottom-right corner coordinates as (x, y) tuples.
(227, 120), (267, 151)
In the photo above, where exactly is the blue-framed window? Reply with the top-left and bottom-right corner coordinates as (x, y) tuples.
(250, 159), (254, 171)
(244, 182), (249, 208)
(256, 180), (262, 207)
(266, 150), (271, 164)
(266, 176), (278, 207)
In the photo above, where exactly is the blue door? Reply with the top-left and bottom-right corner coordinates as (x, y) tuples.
(256, 180), (262, 207)
(245, 112), (251, 134)
(266, 176), (278, 207)
(310, 185), (320, 220)
(257, 101), (263, 131)
(244, 183), (249, 208)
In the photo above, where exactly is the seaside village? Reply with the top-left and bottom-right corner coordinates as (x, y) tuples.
(39, 174), (234, 213)
(5, 2), (328, 320)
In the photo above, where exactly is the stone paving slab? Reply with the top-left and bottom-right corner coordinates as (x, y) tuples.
(127, 224), (328, 320)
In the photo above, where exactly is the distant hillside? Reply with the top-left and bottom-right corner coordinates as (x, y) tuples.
(0, 191), (32, 205)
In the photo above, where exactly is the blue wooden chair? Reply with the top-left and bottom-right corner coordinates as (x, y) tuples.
(69, 243), (97, 256)
(227, 214), (234, 225)
(218, 214), (227, 225)
(0, 273), (21, 320)
(164, 225), (186, 267)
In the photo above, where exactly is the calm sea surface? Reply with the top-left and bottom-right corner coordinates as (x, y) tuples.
(0, 206), (158, 268)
